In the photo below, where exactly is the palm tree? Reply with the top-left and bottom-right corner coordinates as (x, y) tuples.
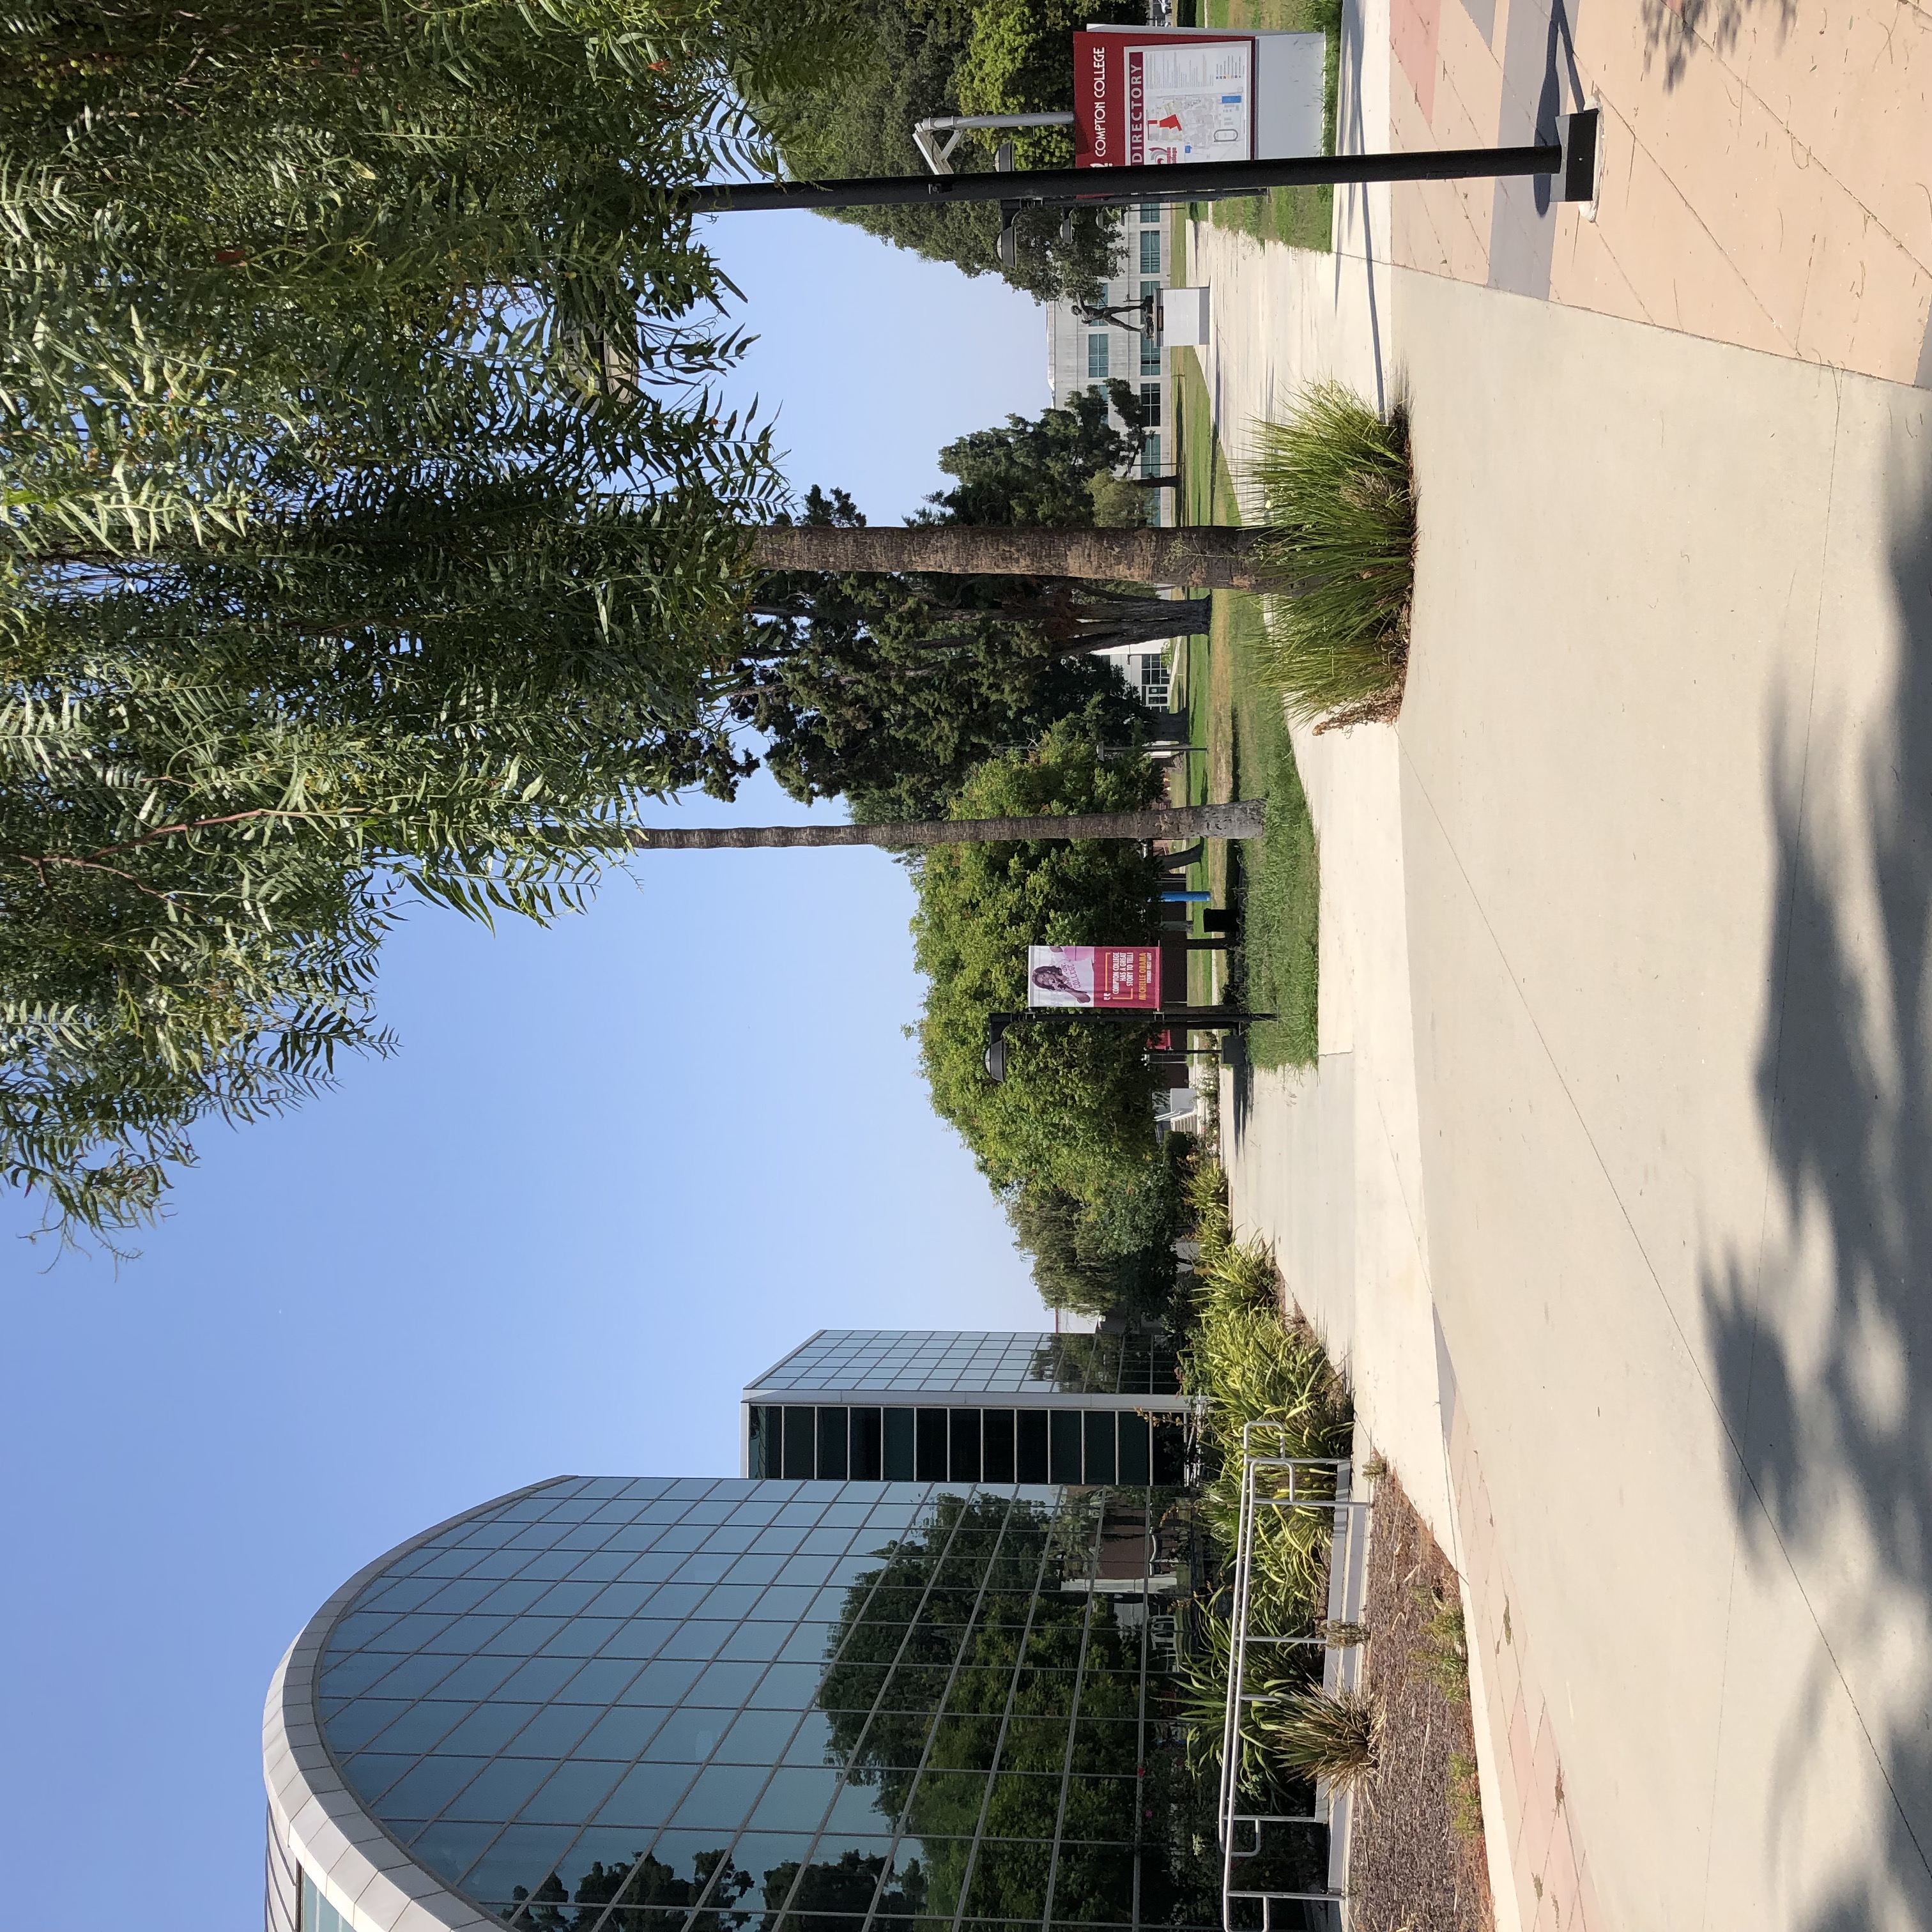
(626, 800), (1263, 850)
(749, 525), (1272, 591)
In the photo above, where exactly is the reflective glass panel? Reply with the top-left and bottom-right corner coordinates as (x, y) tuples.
(311, 1476), (1218, 1932)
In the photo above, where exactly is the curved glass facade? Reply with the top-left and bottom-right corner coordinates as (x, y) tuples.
(747, 1335), (1183, 1402)
(312, 1476), (1230, 1932)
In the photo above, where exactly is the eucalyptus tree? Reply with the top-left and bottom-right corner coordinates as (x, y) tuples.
(0, 0), (831, 1246)
(1, 0), (1256, 1248)
(1, 0), (847, 561)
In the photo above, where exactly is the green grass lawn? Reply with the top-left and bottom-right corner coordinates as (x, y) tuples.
(1190, 0), (1342, 252)
(1170, 351), (1320, 1069)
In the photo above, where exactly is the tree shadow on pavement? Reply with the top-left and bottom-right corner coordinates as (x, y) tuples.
(1699, 450), (1932, 1923)
(1639, 0), (1795, 92)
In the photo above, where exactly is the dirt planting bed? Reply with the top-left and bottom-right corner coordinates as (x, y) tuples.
(1347, 1468), (1494, 1932)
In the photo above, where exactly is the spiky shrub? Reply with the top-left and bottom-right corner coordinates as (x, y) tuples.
(1245, 384), (1414, 728)
(1179, 1160), (1353, 1625)
(1249, 1687), (1378, 1789)
(1174, 1607), (1322, 1791)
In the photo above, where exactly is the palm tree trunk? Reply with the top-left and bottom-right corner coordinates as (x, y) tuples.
(626, 801), (1264, 850)
(749, 525), (1272, 592)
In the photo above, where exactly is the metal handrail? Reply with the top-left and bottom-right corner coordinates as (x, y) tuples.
(1218, 1427), (1372, 1931)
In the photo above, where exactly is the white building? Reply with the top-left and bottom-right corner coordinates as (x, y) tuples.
(1096, 639), (1175, 712)
(1043, 206), (1184, 716)
(1045, 201), (1173, 516)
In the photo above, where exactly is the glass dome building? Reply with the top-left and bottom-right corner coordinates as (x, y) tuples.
(264, 1471), (1238, 1932)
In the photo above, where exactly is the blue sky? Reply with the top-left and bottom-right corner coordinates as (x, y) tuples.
(0, 211), (1053, 1931)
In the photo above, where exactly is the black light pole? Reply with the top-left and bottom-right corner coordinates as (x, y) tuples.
(984, 1008), (1275, 1083)
(687, 112), (1600, 232)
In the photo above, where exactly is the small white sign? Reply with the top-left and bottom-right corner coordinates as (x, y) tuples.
(1161, 287), (1211, 347)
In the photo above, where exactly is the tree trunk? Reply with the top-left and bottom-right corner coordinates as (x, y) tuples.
(627, 801), (1265, 850)
(1126, 474), (1183, 491)
(749, 525), (1273, 592)
(910, 595), (1209, 657)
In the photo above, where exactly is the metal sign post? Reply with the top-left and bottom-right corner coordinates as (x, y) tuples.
(983, 1007), (1275, 1082)
(687, 111), (1602, 229)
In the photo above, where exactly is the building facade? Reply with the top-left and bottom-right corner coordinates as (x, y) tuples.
(263, 1325), (1346, 1932)
(1045, 206), (1173, 500)
(1046, 208), (1183, 715)
(740, 1331), (1192, 1489)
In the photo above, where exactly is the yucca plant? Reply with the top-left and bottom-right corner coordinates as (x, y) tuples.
(1248, 1686), (1379, 1790)
(1245, 384), (1414, 728)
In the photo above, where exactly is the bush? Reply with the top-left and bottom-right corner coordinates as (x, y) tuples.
(1246, 384), (1414, 728)
(911, 719), (1165, 1210)
(1250, 1687), (1378, 1789)
(1176, 1609), (1375, 1796)
(1179, 1158), (1353, 1625)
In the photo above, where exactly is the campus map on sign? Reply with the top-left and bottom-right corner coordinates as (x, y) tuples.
(1073, 29), (1256, 169)
(1134, 42), (1253, 164)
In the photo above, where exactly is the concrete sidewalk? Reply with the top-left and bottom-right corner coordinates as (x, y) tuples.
(1381, 0), (1932, 385)
(1195, 211), (1932, 1929)
(1397, 269), (1932, 1932)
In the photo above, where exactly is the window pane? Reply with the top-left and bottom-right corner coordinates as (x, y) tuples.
(1017, 1411), (1050, 1485)
(1140, 228), (1162, 273)
(948, 1409), (982, 1483)
(1048, 1411), (1082, 1485)
(1083, 1412), (1117, 1485)
(1138, 382), (1163, 428)
(851, 1407), (883, 1481)
(783, 1407), (816, 1481)
(717, 1705), (803, 1763)
(982, 1410), (1016, 1484)
(915, 1409), (948, 1482)
(1086, 334), (1109, 379)
(1117, 1413), (1151, 1485)
(884, 1408), (917, 1481)
(817, 1407), (850, 1482)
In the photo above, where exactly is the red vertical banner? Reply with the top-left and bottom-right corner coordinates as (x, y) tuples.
(1026, 946), (1163, 1008)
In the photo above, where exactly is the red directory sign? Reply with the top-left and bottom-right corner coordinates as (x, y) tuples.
(1073, 29), (1257, 169)
(1027, 945), (1163, 1009)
